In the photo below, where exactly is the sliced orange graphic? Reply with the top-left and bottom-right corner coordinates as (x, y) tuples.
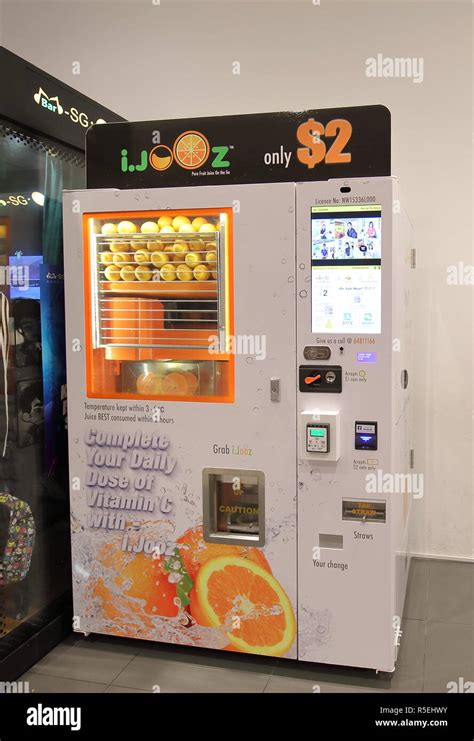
(173, 131), (210, 170)
(177, 525), (271, 580)
(192, 556), (296, 656)
(149, 144), (173, 171)
(90, 544), (179, 633)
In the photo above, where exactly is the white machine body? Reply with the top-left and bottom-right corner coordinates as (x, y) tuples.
(63, 176), (413, 671)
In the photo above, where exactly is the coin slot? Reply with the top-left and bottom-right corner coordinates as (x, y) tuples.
(299, 365), (342, 393)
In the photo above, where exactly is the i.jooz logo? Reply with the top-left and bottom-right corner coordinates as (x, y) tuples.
(33, 87), (106, 128)
(121, 130), (231, 174)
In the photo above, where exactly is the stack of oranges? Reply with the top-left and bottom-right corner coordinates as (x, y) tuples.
(100, 216), (218, 283)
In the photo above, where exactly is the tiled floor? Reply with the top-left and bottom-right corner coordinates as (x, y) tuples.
(19, 558), (473, 693)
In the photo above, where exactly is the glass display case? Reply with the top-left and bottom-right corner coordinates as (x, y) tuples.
(0, 46), (124, 678)
(0, 121), (83, 672)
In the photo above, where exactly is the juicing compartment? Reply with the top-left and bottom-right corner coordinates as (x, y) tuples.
(121, 359), (221, 398)
(85, 208), (234, 401)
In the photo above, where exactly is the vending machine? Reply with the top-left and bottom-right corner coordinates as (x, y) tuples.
(63, 172), (413, 671)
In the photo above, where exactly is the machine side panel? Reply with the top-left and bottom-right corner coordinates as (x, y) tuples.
(296, 178), (396, 671)
(391, 180), (414, 658)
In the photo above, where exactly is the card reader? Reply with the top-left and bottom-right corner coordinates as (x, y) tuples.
(306, 423), (330, 453)
(355, 421), (378, 450)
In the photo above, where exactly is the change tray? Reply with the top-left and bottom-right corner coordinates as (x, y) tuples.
(100, 280), (218, 299)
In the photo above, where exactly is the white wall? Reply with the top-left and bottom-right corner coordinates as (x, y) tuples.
(1, 0), (472, 560)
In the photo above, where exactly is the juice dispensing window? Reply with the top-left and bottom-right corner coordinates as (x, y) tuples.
(203, 468), (265, 547)
(83, 209), (234, 402)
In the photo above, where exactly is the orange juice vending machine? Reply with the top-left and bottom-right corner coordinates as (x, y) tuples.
(63, 110), (413, 672)
(63, 174), (413, 671)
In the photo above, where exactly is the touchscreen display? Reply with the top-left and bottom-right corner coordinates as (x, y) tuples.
(311, 205), (382, 334)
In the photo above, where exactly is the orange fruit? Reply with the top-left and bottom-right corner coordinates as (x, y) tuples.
(191, 556), (295, 657)
(115, 553), (179, 617)
(185, 251), (200, 268)
(179, 223), (196, 234)
(172, 241), (188, 260)
(112, 251), (129, 266)
(160, 263), (176, 281)
(199, 222), (217, 233)
(109, 240), (130, 253)
(104, 265), (121, 282)
(193, 237), (207, 252)
(176, 263), (193, 282)
(91, 546), (179, 622)
(141, 221), (158, 234)
(192, 216), (207, 231)
(135, 265), (152, 282)
(193, 263), (210, 281)
(172, 215), (190, 231)
(129, 241), (142, 253)
(120, 265), (136, 281)
(147, 239), (164, 251)
(134, 249), (151, 264)
(150, 251), (169, 268)
(101, 222), (118, 235)
(177, 525), (271, 582)
(90, 576), (154, 636)
(117, 220), (138, 234)
(157, 215), (173, 229)
(173, 131), (210, 170)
